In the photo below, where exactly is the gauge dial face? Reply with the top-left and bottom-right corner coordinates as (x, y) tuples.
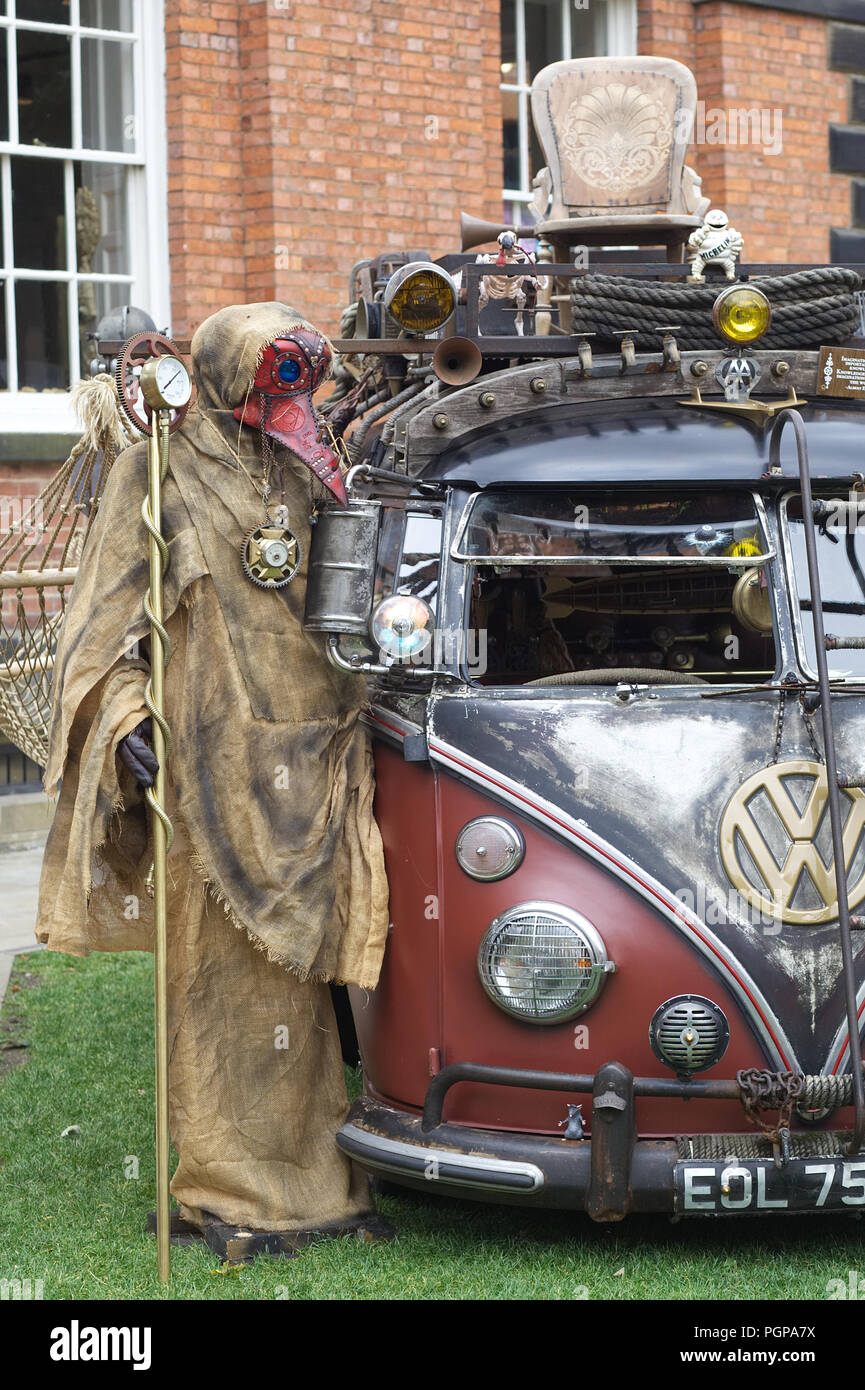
(116, 333), (192, 435)
(154, 355), (192, 408)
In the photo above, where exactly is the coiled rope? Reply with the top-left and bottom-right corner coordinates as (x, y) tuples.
(801, 1073), (854, 1109)
(569, 267), (863, 351)
(737, 1068), (854, 1112)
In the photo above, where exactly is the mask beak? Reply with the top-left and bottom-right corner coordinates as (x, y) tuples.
(236, 393), (347, 506)
(233, 330), (348, 506)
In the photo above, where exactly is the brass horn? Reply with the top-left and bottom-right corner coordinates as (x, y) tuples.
(460, 211), (537, 252)
(432, 336), (483, 386)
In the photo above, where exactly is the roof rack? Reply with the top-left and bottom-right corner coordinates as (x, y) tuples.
(334, 262), (865, 363)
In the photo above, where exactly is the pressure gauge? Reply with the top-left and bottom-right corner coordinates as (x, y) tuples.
(116, 332), (193, 435)
(139, 354), (192, 411)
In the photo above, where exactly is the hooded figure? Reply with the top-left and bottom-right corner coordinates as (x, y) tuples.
(35, 303), (390, 1235)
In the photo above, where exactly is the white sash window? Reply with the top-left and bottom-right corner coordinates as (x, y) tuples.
(500, 0), (638, 224)
(0, 0), (168, 433)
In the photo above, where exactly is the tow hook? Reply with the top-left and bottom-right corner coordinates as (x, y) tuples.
(586, 1062), (635, 1221)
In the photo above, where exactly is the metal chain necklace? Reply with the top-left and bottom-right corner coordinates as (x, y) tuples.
(240, 403), (304, 590)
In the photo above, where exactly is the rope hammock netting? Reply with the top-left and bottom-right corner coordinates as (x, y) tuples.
(0, 375), (133, 767)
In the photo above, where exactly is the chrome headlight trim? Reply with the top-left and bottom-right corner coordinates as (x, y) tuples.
(477, 900), (614, 1025)
(456, 816), (526, 881)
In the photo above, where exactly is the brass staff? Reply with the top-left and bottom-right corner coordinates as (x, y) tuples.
(135, 348), (191, 1284)
(142, 410), (173, 1283)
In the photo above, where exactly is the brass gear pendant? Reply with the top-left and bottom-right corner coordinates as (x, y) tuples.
(241, 525), (301, 589)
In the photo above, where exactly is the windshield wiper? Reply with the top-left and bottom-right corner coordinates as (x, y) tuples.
(699, 678), (865, 698)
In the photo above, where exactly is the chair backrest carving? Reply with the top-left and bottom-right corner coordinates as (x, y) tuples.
(530, 56), (697, 220)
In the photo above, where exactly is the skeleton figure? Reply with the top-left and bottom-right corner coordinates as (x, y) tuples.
(476, 231), (544, 336)
(687, 209), (744, 281)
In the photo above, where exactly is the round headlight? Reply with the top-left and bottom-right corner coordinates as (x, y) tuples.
(383, 263), (457, 334)
(477, 902), (614, 1024)
(712, 285), (772, 345)
(370, 595), (434, 662)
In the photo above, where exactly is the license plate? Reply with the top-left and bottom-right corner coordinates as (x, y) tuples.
(674, 1157), (865, 1214)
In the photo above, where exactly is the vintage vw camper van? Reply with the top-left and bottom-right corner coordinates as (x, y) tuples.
(305, 239), (865, 1220)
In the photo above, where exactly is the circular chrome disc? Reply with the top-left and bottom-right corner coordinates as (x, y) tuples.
(456, 816), (525, 880)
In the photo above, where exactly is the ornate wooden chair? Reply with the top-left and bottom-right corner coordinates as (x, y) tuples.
(529, 56), (711, 263)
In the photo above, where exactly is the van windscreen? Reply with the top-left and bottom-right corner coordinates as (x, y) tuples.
(463, 490), (776, 687)
(784, 494), (865, 682)
(454, 490), (771, 566)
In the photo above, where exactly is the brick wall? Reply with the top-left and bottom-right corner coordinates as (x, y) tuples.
(164, 0), (855, 341)
(690, 3), (849, 263)
(0, 463), (68, 628)
(164, 0), (503, 340)
(638, 0), (850, 263)
(0, 0), (860, 509)
(637, 0), (696, 68)
(164, 0), (247, 340)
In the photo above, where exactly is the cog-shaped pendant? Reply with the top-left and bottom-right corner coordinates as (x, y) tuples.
(241, 524), (301, 589)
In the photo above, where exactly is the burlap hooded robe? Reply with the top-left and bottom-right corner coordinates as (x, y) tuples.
(34, 304), (390, 1228)
(36, 302), (390, 990)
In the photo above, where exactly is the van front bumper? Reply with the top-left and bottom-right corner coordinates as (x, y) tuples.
(337, 1062), (857, 1219)
(338, 1092), (677, 1217)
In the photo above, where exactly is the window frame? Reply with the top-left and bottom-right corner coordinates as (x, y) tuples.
(0, 0), (169, 433)
(780, 490), (865, 685)
(451, 489), (775, 567)
(500, 0), (638, 211)
(457, 490), (780, 689)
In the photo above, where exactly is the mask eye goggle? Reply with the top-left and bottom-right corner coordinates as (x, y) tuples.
(276, 355), (303, 384)
(260, 333), (331, 395)
(268, 344), (310, 393)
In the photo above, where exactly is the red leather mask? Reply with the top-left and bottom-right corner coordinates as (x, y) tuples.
(233, 329), (347, 505)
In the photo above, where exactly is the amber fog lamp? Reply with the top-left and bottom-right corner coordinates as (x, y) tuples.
(478, 902), (614, 1024)
(712, 285), (772, 345)
(383, 263), (457, 334)
(370, 595), (434, 661)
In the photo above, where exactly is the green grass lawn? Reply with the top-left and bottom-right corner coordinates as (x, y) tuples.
(0, 947), (863, 1301)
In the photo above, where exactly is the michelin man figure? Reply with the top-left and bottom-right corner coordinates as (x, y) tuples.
(687, 209), (744, 281)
